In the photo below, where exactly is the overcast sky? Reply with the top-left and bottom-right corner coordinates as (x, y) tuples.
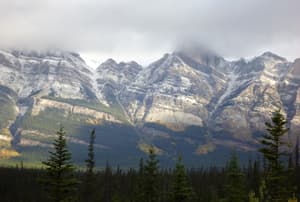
(0, 0), (299, 65)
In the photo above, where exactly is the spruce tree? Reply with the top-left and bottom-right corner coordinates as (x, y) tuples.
(41, 126), (78, 202)
(82, 128), (96, 202)
(222, 152), (246, 202)
(171, 155), (192, 202)
(251, 159), (261, 195)
(136, 158), (146, 202)
(259, 109), (289, 202)
(85, 128), (96, 176)
(295, 136), (299, 169)
(143, 146), (160, 202)
(103, 161), (113, 202)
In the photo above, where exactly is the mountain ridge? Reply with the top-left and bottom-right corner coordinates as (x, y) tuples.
(0, 48), (299, 166)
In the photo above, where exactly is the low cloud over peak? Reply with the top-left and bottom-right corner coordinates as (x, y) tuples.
(0, 0), (299, 64)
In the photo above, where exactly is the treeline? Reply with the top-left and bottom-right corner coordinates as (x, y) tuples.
(0, 110), (299, 202)
(0, 156), (277, 202)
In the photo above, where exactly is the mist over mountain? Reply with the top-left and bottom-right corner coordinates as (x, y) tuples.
(0, 47), (299, 167)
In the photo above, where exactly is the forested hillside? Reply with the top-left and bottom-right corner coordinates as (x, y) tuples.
(0, 110), (299, 202)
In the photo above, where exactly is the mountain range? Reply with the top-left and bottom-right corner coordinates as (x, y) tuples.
(0, 48), (299, 167)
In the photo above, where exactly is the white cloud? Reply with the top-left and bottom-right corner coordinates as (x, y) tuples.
(0, 0), (299, 64)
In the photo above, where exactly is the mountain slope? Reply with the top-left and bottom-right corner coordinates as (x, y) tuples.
(0, 48), (299, 166)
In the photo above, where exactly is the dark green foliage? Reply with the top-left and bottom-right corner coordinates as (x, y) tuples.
(259, 109), (290, 202)
(248, 191), (259, 202)
(143, 147), (160, 202)
(0, 157), (299, 202)
(247, 159), (261, 196)
(81, 128), (96, 202)
(103, 162), (113, 202)
(295, 136), (299, 168)
(0, 167), (45, 201)
(85, 128), (96, 175)
(41, 126), (78, 202)
(1, 118), (300, 201)
(221, 152), (247, 202)
(171, 155), (192, 202)
(136, 158), (146, 201)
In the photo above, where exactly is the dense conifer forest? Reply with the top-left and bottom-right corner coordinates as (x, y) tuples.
(0, 110), (299, 202)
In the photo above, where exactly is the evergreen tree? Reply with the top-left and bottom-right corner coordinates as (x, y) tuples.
(289, 153), (294, 169)
(259, 109), (289, 202)
(295, 136), (299, 169)
(112, 166), (122, 202)
(41, 126), (78, 202)
(171, 155), (192, 202)
(136, 158), (146, 202)
(82, 128), (96, 202)
(221, 152), (246, 202)
(85, 128), (96, 176)
(103, 162), (113, 202)
(251, 159), (261, 195)
(143, 146), (160, 202)
(259, 179), (267, 202)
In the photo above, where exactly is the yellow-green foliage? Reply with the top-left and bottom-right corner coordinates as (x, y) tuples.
(138, 143), (162, 155)
(288, 194), (298, 202)
(0, 149), (20, 159)
(248, 191), (259, 202)
(195, 142), (216, 155)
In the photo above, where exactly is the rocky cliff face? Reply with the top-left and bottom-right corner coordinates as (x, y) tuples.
(0, 48), (299, 165)
(119, 51), (297, 141)
(0, 50), (101, 99)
